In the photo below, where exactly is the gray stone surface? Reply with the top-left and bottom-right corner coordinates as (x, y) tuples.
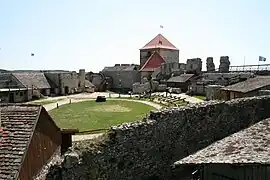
(206, 57), (215, 72)
(102, 64), (141, 90)
(205, 85), (224, 100)
(45, 96), (270, 180)
(186, 58), (202, 74)
(219, 56), (230, 72)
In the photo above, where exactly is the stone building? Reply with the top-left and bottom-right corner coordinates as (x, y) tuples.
(160, 62), (186, 76)
(220, 75), (270, 100)
(139, 34), (179, 80)
(188, 72), (255, 95)
(167, 74), (195, 92)
(139, 51), (166, 78)
(186, 58), (202, 74)
(219, 56), (230, 72)
(0, 72), (51, 101)
(45, 69), (86, 96)
(102, 64), (140, 92)
(206, 57), (215, 72)
(0, 88), (29, 103)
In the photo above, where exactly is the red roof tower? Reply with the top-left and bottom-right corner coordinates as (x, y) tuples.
(140, 34), (178, 50)
(139, 51), (165, 72)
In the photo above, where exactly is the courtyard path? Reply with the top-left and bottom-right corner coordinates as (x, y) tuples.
(42, 93), (163, 111)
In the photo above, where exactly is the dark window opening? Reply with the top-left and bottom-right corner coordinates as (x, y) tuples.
(20, 92), (24, 96)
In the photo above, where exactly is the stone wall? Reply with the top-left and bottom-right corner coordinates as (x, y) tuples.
(46, 96), (270, 180)
(102, 69), (140, 90)
(219, 56), (230, 72)
(186, 58), (202, 74)
(206, 57), (215, 72)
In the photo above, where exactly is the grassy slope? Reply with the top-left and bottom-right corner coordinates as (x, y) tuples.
(49, 100), (154, 131)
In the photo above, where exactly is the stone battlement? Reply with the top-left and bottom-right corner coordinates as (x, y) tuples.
(45, 96), (270, 180)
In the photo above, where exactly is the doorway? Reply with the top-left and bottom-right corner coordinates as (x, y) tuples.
(64, 86), (69, 95)
(9, 93), (15, 103)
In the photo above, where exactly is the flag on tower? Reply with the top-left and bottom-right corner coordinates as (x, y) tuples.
(160, 25), (164, 28)
(259, 56), (266, 62)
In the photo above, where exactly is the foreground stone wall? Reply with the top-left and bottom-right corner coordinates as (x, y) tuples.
(46, 96), (270, 180)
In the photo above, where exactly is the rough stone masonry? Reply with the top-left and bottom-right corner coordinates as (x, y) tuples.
(46, 96), (270, 180)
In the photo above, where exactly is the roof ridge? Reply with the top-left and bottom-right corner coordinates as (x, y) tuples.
(140, 33), (178, 50)
(0, 103), (42, 107)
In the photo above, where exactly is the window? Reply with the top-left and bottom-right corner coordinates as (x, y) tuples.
(20, 92), (24, 96)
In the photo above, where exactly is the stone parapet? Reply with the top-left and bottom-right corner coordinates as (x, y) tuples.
(46, 96), (270, 180)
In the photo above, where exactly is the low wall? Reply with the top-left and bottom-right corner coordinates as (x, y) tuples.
(46, 96), (270, 180)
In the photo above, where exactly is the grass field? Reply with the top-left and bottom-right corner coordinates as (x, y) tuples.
(194, 95), (206, 100)
(49, 100), (155, 131)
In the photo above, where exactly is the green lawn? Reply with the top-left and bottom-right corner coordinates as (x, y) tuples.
(194, 95), (206, 100)
(49, 100), (155, 131)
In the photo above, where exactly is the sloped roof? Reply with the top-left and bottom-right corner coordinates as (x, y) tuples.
(0, 104), (41, 179)
(13, 72), (51, 89)
(102, 65), (139, 72)
(221, 76), (270, 93)
(140, 34), (178, 50)
(167, 74), (194, 83)
(174, 118), (270, 166)
(139, 52), (165, 72)
(85, 80), (95, 88)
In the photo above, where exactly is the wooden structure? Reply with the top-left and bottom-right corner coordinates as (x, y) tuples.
(166, 74), (195, 92)
(60, 128), (79, 154)
(0, 104), (76, 180)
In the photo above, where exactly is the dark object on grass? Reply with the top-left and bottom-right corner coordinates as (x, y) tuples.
(96, 96), (106, 102)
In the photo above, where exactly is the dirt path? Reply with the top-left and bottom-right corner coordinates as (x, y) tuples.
(43, 96), (162, 111)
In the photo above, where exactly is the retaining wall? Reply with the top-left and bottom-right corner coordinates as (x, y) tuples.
(46, 96), (270, 180)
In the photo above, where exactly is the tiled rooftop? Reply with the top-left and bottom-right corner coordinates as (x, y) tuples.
(0, 104), (41, 179)
(167, 74), (195, 83)
(139, 51), (165, 72)
(221, 76), (270, 93)
(140, 34), (178, 50)
(13, 72), (51, 89)
(174, 118), (270, 166)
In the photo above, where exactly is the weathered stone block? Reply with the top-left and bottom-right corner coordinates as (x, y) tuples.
(46, 96), (270, 180)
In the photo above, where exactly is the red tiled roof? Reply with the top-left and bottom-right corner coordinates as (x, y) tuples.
(140, 34), (178, 50)
(0, 104), (41, 179)
(139, 52), (165, 72)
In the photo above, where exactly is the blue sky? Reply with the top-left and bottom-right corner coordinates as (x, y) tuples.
(0, 0), (269, 72)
